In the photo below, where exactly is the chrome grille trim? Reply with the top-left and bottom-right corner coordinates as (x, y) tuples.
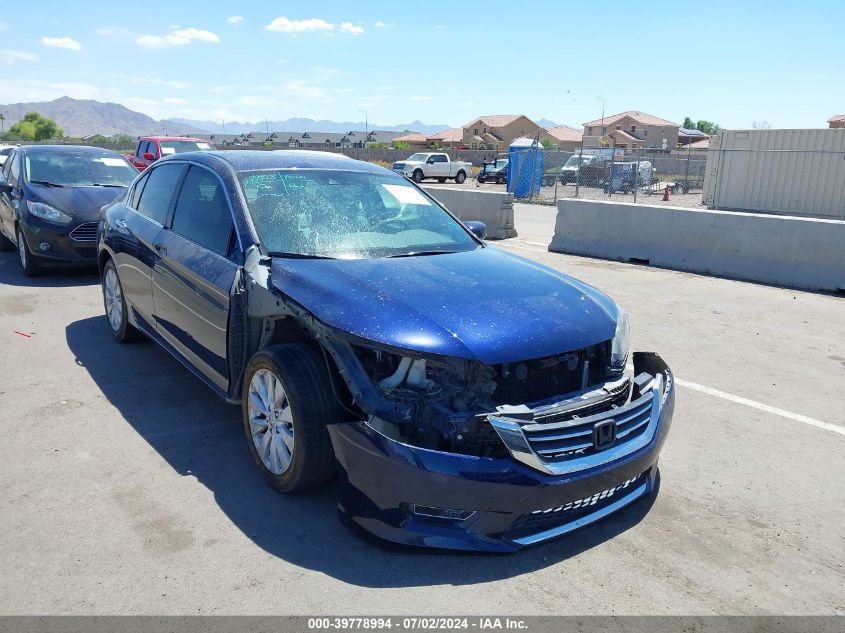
(69, 222), (98, 242)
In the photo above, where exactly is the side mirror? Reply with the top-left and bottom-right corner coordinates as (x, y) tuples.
(0, 181), (12, 195)
(143, 152), (156, 161)
(464, 221), (487, 240)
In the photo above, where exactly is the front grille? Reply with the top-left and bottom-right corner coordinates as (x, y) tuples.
(505, 472), (645, 541)
(521, 387), (653, 460)
(69, 222), (98, 242)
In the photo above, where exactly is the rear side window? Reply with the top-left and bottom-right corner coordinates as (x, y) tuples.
(170, 166), (234, 256)
(136, 164), (184, 224)
(7, 152), (20, 186)
(130, 172), (150, 209)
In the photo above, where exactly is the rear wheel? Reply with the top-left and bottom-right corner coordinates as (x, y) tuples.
(102, 259), (142, 342)
(242, 343), (343, 492)
(412, 170), (423, 183)
(16, 227), (40, 277)
(455, 170), (466, 184)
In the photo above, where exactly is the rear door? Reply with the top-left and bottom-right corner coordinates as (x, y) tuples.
(113, 162), (186, 331)
(432, 154), (450, 177)
(152, 164), (239, 392)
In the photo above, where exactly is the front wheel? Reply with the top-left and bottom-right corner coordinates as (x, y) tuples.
(242, 343), (344, 492)
(16, 227), (40, 277)
(412, 170), (423, 183)
(0, 230), (14, 252)
(455, 170), (466, 184)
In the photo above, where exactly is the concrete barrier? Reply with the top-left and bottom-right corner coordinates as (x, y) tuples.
(423, 186), (517, 239)
(549, 199), (845, 292)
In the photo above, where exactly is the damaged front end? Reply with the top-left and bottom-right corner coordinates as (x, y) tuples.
(236, 250), (674, 551)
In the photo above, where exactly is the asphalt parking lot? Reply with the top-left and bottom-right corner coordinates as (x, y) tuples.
(1, 236), (843, 615)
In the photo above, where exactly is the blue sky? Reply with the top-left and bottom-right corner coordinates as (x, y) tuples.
(0, 0), (842, 130)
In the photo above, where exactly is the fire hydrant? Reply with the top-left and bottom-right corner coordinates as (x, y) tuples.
(663, 185), (670, 201)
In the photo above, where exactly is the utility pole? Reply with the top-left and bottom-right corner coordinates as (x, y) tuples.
(359, 109), (368, 144)
(596, 96), (605, 136)
(0, 113), (5, 136)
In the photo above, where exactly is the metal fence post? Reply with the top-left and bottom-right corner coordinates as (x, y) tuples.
(575, 145), (582, 198)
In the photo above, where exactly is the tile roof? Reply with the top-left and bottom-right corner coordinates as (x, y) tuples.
(679, 127), (710, 138)
(393, 133), (428, 142)
(609, 129), (640, 142)
(685, 139), (710, 149)
(583, 110), (679, 128)
(462, 114), (526, 128)
(427, 127), (462, 142)
(828, 115), (845, 123)
(544, 125), (583, 142)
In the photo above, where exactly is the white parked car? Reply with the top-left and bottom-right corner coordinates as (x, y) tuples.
(392, 152), (472, 184)
(0, 145), (18, 167)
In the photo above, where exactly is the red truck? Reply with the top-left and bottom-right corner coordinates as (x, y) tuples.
(124, 136), (215, 171)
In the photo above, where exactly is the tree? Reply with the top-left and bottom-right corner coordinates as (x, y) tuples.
(540, 138), (556, 149)
(392, 141), (410, 150)
(695, 120), (720, 136)
(7, 112), (63, 141)
(682, 116), (695, 129)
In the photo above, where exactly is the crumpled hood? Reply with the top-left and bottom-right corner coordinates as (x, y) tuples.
(29, 184), (126, 222)
(269, 247), (618, 365)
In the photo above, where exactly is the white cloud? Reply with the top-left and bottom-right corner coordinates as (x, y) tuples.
(410, 95), (432, 101)
(374, 21), (386, 28)
(283, 79), (327, 100)
(227, 16), (245, 24)
(108, 73), (191, 90)
(162, 97), (188, 105)
(136, 27), (219, 50)
(0, 50), (38, 66)
(42, 37), (82, 51)
(266, 17), (334, 33)
(340, 22), (364, 35)
(0, 80), (98, 103)
(98, 26), (131, 38)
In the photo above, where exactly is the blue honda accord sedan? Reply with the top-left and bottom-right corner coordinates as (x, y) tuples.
(97, 150), (674, 552)
(0, 145), (138, 275)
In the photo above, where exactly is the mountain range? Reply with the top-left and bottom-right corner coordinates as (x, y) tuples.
(0, 97), (456, 138)
(168, 118), (451, 135)
(0, 97), (207, 137)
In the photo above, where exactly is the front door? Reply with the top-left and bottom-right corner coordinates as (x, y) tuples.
(152, 165), (238, 392)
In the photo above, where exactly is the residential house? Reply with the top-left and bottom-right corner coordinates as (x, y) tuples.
(828, 115), (845, 129)
(541, 125), (583, 150)
(392, 132), (430, 149)
(678, 127), (710, 146)
(582, 111), (680, 150)
(427, 128), (463, 149)
(461, 115), (542, 150)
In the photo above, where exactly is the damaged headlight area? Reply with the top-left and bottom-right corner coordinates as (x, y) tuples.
(350, 340), (617, 458)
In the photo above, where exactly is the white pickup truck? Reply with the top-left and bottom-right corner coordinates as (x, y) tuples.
(392, 152), (472, 184)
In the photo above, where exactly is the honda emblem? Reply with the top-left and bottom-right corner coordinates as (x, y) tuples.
(593, 419), (617, 450)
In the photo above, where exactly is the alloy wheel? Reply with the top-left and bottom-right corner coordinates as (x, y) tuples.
(248, 368), (295, 475)
(104, 268), (124, 332)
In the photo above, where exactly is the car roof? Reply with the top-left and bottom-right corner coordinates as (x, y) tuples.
(20, 144), (122, 155)
(161, 149), (391, 175)
(144, 136), (209, 142)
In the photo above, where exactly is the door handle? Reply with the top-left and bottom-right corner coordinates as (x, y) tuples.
(115, 218), (127, 229)
(153, 243), (167, 256)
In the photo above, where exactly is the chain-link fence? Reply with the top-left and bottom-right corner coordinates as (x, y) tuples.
(506, 144), (707, 209)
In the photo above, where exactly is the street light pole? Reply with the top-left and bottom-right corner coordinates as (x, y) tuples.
(359, 110), (368, 146)
(596, 96), (605, 135)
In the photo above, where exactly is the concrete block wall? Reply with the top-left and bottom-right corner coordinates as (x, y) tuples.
(423, 186), (518, 240)
(549, 199), (845, 292)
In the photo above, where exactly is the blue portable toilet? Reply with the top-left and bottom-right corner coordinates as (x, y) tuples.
(507, 137), (543, 197)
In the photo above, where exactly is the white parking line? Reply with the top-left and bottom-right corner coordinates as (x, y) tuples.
(675, 378), (845, 437)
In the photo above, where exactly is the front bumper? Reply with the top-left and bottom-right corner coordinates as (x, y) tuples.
(329, 353), (674, 552)
(20, 216), (98, 265)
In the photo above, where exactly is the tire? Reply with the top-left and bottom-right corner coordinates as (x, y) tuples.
(102, 259), (142, 342)
(455, 170), (466, 184)
(412, 170), (423, 184)
(16, 226), (41, 277)
(0, 230), (14, 252)
(242, 343), (343, 493)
